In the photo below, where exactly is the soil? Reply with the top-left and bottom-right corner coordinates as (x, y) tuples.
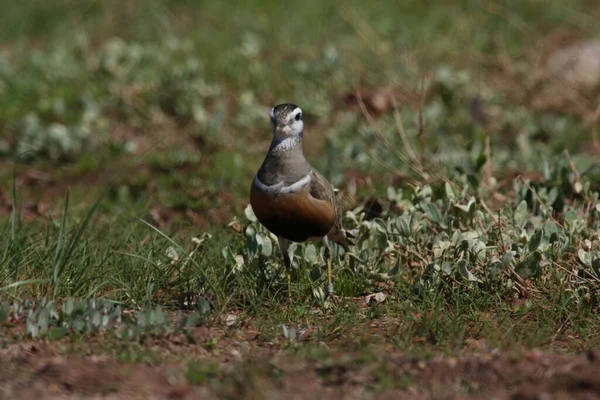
(2, 320), (600, 400)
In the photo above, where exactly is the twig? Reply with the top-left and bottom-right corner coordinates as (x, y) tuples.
(482, 136), (493, 189)
(417, 74), (426, 164)
(355, 92), (428, 182)
(563, 149), (581, 181)
(517, 175), (561, 225)
(391, 96), (420, 168)
(479, 198), (500, 225)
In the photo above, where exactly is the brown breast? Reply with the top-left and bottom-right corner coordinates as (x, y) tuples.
(250, 184), (336, 243)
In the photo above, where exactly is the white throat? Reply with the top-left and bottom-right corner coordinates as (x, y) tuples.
(271, 136), (301, 155)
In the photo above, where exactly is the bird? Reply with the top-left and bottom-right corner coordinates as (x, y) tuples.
(249, 103), (354, 295)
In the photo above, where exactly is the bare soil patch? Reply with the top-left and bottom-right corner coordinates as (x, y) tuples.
(2, 320), (600, 399)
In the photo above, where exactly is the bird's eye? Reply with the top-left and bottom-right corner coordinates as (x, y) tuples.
(295, 113), (302, 121)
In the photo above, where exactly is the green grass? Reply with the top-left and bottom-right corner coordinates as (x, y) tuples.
(1, 0), (600, 384)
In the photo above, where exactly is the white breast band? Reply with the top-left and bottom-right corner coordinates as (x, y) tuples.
(253, 173), (311, 195)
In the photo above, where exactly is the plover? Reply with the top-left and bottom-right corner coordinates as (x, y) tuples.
(250, 103), (353, 294)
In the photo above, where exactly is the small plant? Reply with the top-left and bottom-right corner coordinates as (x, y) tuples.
(0, 299), (206, 340)
(186, 360), (220, 385)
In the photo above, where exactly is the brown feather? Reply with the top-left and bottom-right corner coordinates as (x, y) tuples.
(250, 183), (336, 243)
(309, 170), (354, 247)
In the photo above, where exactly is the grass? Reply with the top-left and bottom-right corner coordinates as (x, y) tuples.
(0, 0), (600, 397)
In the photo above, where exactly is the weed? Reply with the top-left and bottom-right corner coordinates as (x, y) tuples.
(1, 1), (600, 398)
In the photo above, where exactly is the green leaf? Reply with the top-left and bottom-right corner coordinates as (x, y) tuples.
(456, 259), (480, 282)
(245, 226), (259, 255)
(245, 224), (257, 237)
(0, 279), (51, 291)
(258, 234), (272, 257)
(418, 185), (433, 202)
(424, 203), (443, 225)
(500, 251), (515, 267)
(515, 251), (542, 280)
(10, 166), (17, 241)
(564, 209), (578, 224)
(73, 319), (86, 333)
(64, 299), (74, 316)
(92, 311), (102, 327)
(183, 312), (203, 327)
(488, 261), (503, 277)
(54, 184), (107, 297)
(244, 204), (257, 222)
(388, 258), (401, 277)
(309, 266), (322, 281)
(528, 230), (543, 252)
(304, 244), (318, 264)
(48, 327), (69, 341)
(38, 309), (50, 334)
(440, 262), (453, 276)
(514, 200), (528, 227)
(578, 249), (591, 267)
(592, 258), (600, 278)
(444, 182), (455, 201)
(455, 198), (475, 214)
(372, 218), (388, 234)
(386, 186), (397, 201)
(281, 324), (296, 340)
(221, 246), (231, 260)
(27, 320), (38, 337)
(197, 297), (212, 316)
(475, 150), (487, 171)
(396, 215), (411, 237)
(0, 304), (7, 322)
(53, 189), (70, 285)
(184, 329), (197, 344)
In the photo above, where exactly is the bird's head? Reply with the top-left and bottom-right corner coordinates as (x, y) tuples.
(270, 103), (303, 141)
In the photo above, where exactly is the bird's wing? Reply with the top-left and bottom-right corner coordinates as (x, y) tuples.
(309, 170), (355, 248)
(309, 170), (336, 205)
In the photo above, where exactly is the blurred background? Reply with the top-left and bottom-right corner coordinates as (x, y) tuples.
(2, 3), (600, 394)
(0, 0), (598, 231)
(0, 0), (600, 362)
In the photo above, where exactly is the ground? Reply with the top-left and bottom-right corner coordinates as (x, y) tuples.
(1, 1), (600, 399)
(4, 323), (600, 399)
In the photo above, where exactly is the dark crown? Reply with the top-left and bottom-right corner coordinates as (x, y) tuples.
(271, 103), (299, 121)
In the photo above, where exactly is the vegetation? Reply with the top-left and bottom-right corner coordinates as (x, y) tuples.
(1, 0), (600, 397)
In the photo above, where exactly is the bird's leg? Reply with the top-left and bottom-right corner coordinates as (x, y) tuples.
(322, 236), (334, 295)
(278, 237), (292, 294)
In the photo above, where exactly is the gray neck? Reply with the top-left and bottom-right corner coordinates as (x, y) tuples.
(257, 136), (311, 186)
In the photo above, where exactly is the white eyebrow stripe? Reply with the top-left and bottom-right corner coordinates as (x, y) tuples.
(253, 173), (311, 195)
(292, 107), (302, 116)
(270, 108), (275, 119)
